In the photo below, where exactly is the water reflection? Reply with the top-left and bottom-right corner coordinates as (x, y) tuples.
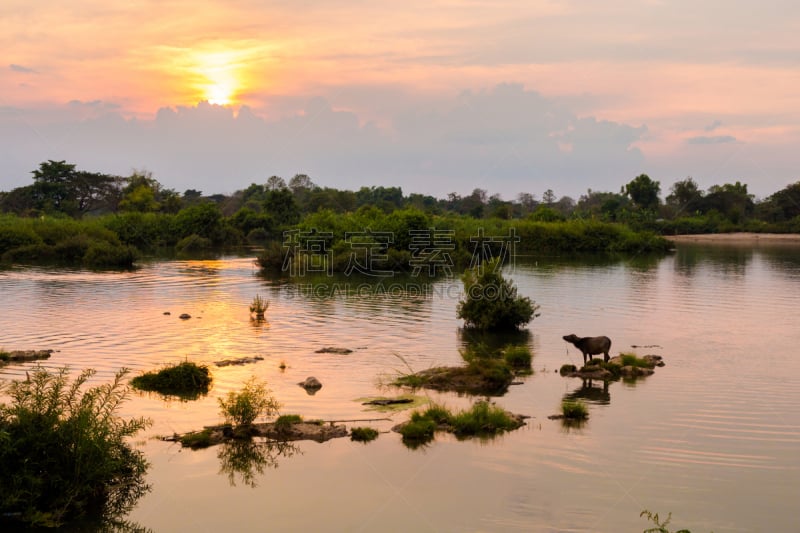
(217, 439), (301, 488)
(563, 379), (610, 405)
(457, 328), (532, 354)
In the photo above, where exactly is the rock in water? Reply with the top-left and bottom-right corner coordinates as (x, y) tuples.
(299, 376), (322, 390)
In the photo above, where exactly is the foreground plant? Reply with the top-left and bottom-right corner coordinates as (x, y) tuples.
(0, 367), (151, 528)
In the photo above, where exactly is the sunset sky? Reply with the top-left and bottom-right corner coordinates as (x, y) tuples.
(2, 0), (798, 200)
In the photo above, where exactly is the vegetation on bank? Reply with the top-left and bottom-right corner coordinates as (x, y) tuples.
(0, 367), (151, 528)
(3, 160), (799, 270)
(130, 361), (212, 399)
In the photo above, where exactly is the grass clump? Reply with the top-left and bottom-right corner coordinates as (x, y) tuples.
(397, 401), (525, 447)
(449, 400), (523, 437)
(219, 377), (280, 427)
(398, 412), (438, 446)
(0, 367), (151, 528)
(179, 428), (214, 449)
(561, 400), (589, 420)
(274, 414), (303, 434)
(350, 427), (380, 443)
(130, 360), (212, 398)
(560, 363), (578, 375)
(249, 294), (269, 318)
(503, 345), (532, 372)
(620, 353), (652, 368)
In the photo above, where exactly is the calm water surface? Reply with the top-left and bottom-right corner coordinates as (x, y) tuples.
(1, 242), (799, 532)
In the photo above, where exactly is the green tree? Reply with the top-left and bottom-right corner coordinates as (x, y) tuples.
(173, 202), (225, 240)
(666, 177), (703, 215)
(625, 174), (661, 211)
(264, 188), (300, 226)
(758, 181), (800, 222)
(696, 181), (754, 223)
(457, 258), (539, 331)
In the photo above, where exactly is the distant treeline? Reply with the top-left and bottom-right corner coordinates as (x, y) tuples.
(1, 160), (798, 267)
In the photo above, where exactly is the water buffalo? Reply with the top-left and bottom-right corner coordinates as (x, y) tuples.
(562, 334), (612, 364)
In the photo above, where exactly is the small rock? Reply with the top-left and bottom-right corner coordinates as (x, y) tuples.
(179, 313), (191, 320)
(214, 356), (264, 367)
(299, 376), (322, 390)
(315, 347), (353, 354)
(163, 311), (171, 315)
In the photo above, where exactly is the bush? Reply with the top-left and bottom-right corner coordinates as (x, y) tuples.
(218, 377), (281, 427)
(0, 225), (43, 255)
(175, 233), (212, 253)
(457, 257), (540, 330)
(0, 367), (151, 527)
(83, 241), (138, 267)
(130, 361), (212, 398)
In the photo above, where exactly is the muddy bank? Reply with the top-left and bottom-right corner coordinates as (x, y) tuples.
(665, 233), (800, 245)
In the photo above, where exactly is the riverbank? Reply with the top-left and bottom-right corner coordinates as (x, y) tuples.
(665, 232), (800, 244)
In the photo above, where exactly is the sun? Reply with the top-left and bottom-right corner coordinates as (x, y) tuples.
(192, 50), (243, 106)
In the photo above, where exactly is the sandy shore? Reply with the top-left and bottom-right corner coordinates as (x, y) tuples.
(665, 232), (800, 244)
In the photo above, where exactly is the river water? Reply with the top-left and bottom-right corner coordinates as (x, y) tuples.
(1, 241), (799, 532)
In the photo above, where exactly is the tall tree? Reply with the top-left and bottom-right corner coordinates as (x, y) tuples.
(624, 174), (661, 211)
(666, 177), (703, 214)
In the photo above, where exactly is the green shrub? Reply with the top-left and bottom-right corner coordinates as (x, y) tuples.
(561, 400), (589, 420)
(175, 233), (212, 253)
(0, 367), (151, 527)
(1, 243), (58, 263)
(83, 241), (138, 267)
(0, 225), (43, 254)
(218, 377), (281, 427)
(246, 227), (270, 243)
(350, 427), (379, 442)
(130, 361), (212, 398)
(457, 257), (540, 330)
